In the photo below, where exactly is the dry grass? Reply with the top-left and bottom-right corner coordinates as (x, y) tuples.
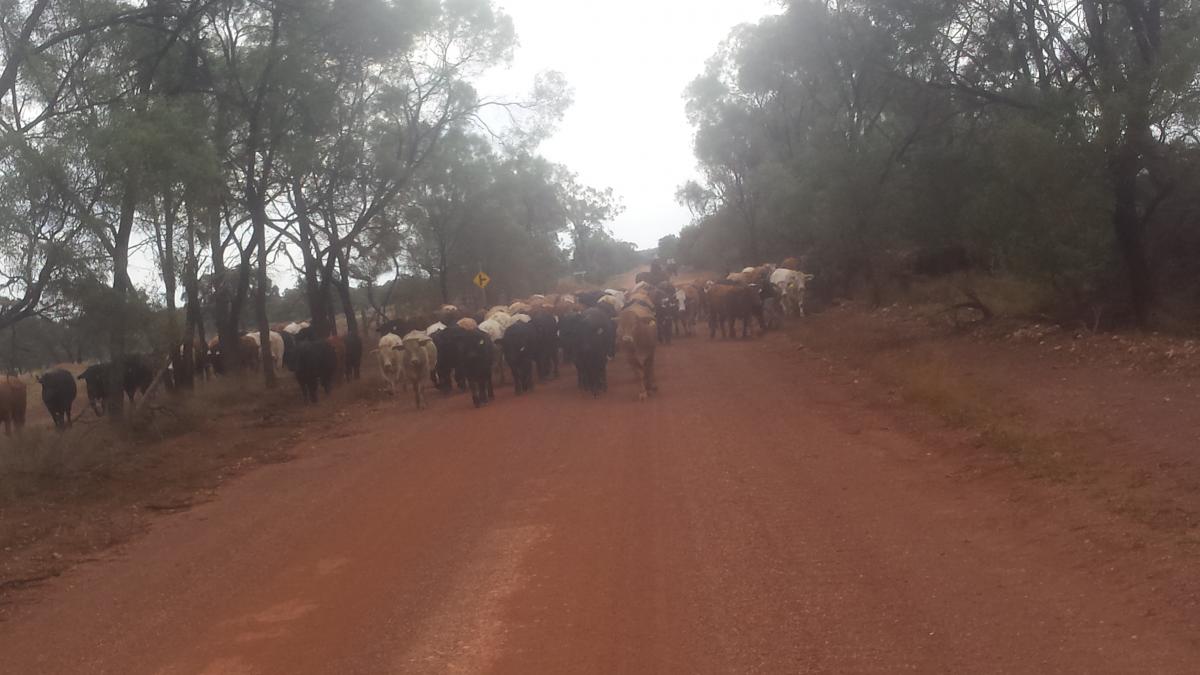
(793, 309), (1080, 483)
(0, 377), (255, 504)
(879, 273), (1056, 324)
(790, 303), (1200, 539)
(870, 350), (1079, 482)
(0, 368), (386, 604)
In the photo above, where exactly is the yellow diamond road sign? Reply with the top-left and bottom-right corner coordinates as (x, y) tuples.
(473, 271), (491, 289)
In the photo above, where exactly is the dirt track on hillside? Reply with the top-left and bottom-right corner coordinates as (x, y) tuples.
(2, 329), (1199, 674)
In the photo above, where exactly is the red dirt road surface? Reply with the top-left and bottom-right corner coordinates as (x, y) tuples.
(2, 334), (1198, 673)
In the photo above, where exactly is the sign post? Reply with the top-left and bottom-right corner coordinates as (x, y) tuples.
(473, 270), (490, 308)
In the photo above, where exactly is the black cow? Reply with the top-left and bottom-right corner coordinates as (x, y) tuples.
(576, 290), (605, 308)
(502, 320), (537, 395)
(343, 333), (363, 380)
(655, 284), (679, 345)
(458, 329), (495, 408)
(558, 311), (585, 365)
(575, 307), (613, 397)
(38, 369), (77, 429)
(530, 311), (560, 380)
(77, 355), (154, 416)
(280, 331), (298, 371)
(292, 339), (336, 404)
(431, 324), (467, 393)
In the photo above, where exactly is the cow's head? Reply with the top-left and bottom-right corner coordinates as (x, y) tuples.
(398, 333), (431, 368)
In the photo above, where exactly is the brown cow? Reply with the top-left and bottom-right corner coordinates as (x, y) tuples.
(0, 378), (28, 436)
(238, 335), (260, 370)
(677, 284), (702, 336)
(206, 336), (258, 373)
(617, 304), (658, 401)
(706, 282), (763, 339)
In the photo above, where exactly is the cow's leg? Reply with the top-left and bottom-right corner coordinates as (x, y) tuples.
(628, 352), (647, 401)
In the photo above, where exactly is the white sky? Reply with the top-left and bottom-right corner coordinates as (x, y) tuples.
(480, 0), (781, 249)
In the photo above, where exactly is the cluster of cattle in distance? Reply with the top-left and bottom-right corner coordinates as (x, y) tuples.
(0, 259), (814, 434)
(195, 324), (367, 405)
(369, 257), (814, 409)
(0, 323), (368, 435)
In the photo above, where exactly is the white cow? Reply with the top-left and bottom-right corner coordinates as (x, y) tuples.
(489, 311), (516, 331)
(377, 333), (405, 394)
(769, 268), (815, 317)
(478, 318), (505, 342)
(245, 330), (285, 371)
(400, 330), (438, 410)
(478, 317), (508, 386)
(425, 321), (447, 336)
(597, 295), (621, 314)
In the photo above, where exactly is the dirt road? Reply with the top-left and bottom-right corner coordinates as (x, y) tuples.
(2, 331), (1198, 674)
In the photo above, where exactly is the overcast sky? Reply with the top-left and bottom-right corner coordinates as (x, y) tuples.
(480, 0), (781, 250)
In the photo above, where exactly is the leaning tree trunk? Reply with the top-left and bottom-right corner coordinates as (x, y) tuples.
(335, 247), (359, 336)
(292, 178), (333, 338)
(106, 179), (138, 421)
(248, 183), (276, 388)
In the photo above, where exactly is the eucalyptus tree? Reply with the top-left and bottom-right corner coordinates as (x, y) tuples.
(272, 0), (569, 337)
(680, 0), (1200, 322)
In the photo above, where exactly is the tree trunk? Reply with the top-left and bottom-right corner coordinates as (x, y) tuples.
(248, 184), (276, 387)
(1111, 139), (1152, 326)
(160, 192), (189, 390)
(292, 178), (332, 337)
(107, 178), (138, 421)
(335, 247), (359, 336)
(438, 237), (449, 303)
(181, 203), (202, 388)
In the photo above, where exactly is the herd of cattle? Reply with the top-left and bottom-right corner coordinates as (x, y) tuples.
(0, 260), (813, 434)
(368, 258), (813, 410)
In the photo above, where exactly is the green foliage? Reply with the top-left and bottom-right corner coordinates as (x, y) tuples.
(677, 0), (1200, 322)
(0, 0), (632, 369)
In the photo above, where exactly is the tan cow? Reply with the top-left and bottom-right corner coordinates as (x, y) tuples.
(0, 378), (27, 436)
(677, 283), (702, 335)
(617, 304), (658, 401)
(377, 333), (406, 394)
(399, 331), (438, 410)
